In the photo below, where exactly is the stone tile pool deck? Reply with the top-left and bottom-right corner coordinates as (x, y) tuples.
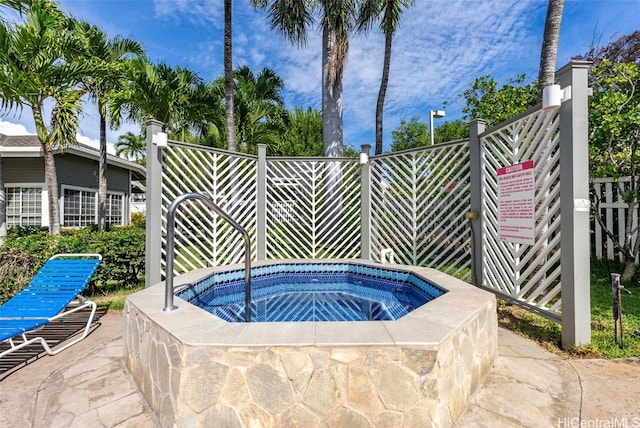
(1, 313), (639, 427)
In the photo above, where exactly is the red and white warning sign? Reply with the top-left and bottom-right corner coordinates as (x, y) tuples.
(497, 160), (535, 245)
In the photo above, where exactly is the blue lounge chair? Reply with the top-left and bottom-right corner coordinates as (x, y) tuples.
(0, 254), (102, 358)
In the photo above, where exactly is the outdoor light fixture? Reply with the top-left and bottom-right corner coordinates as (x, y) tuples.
(429, 110), (446, 145)
(542, 84), (572, 111)
(153, 132), (168, 147)
(359, 144), (371, 165)
(359, 152), (369, 165)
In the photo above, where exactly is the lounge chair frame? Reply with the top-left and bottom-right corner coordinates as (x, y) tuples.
(0, 253), (102, 358)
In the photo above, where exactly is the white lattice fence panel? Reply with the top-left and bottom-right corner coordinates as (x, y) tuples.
(162, 143), (257, 276)
(266, 159), (361, 259)
(370, 142), (472, 281)
(481, 108), (563, 319)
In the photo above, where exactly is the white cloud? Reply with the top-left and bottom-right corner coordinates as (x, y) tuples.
(0, 119), (34, 136)
(44, 0), (640, 152)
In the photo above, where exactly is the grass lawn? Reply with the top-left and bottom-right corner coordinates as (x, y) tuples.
(498, 258), (640, 359)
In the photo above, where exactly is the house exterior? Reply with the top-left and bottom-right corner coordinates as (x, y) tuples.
(0, 133), (145, 230)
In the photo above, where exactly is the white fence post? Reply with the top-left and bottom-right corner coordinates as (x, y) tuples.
(256, 145), (267, 260)
(559, 60), (592, 348)
(145, 119), (164, 287)
(360, 144), (371, 260)
(469, 119), (486, 287)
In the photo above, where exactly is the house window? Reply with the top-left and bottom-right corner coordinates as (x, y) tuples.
(105, 193), (124, 226)
(63, 188), (96, 227)
(5, 187), (42, 226)
(62, 187), (125, 227)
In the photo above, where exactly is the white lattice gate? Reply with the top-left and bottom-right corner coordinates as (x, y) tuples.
(479, 108), (563, 319)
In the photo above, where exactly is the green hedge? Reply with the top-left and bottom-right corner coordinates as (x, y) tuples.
(0, 225), (145, 304)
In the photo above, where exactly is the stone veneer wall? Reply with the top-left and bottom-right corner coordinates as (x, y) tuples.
(123, 299), (497, 427)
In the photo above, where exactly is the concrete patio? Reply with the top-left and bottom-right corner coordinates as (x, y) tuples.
(0, 312), (638, 427)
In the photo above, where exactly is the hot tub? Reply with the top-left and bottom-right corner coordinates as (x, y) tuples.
(124, 259), (497, 427)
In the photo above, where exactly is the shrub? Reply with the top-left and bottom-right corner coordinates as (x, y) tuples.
(0, 226), (145, 303)
(131, 212), (146, 228)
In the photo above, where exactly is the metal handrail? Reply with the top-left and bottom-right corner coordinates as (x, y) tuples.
(163, 192), (252, 322)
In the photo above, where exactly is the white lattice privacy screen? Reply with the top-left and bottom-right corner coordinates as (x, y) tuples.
(370, 142), (472, 281)
(266, 158), (361, 259)
(147, 62), (592, 347)
(162, 143), (258, 273)
(159, 143), (473, 282)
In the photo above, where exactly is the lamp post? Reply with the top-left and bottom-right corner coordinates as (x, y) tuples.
(429, 110), (446, 145)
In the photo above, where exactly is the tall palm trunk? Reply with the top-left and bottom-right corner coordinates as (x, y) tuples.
(98, 106), (107, 231)
(535, 0), (564, 290)
(375, 0), (394, 155)
(321, 27), (344, 248)
(537, 0), (564, 101)
(43, 146), (60, 234)
(224, 0), (236, 151)
(322, 27), (343, 158)
(0, 154), (6, 244)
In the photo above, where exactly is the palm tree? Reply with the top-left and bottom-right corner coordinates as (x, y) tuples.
(224, 0), (236, 151)
(357, 0), (414, 155)
(0, 1), (96, 234)
(537, 0), (564, 101)
(211, 66), (288, 154)
(252, 0), (356, 157)
(115, 131), (146, 165)
(109, 59), (218, 142)
(76, 22), (144, 231)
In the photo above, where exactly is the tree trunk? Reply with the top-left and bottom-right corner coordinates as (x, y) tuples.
(537, 0), (564, 102)
(43, 145), (60, 234)
(621, 198), (639, 282)
(322, 27), (343, 158)
(224, 0), (236, 152)
(375, 0), (394, 155)
(321, 27), (344, 249)
(98, 109), (107, 231)
(0, 154), (6, 244)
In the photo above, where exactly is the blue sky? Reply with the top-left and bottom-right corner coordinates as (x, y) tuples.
(1, 0), (638, 153)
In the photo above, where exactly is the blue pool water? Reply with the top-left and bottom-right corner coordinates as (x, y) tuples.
(177, 263), (447, 322)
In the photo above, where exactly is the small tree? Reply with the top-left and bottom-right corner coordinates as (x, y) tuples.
(588, 60), (639, 282)
(390, 116), (429, 151)
(575, 31), (640, 282)
(461, 74), (537, 127)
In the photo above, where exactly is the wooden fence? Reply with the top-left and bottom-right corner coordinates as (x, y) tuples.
(592, 176), (639, 263)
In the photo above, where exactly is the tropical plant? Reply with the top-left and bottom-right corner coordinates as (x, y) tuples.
(251, 0), (357, 157)
(0, 0), (98, 234)
(460, 74), (537, 127)
(357, 0), (415, 155)
(115, 131), (146, 165)
(109, 59), (219, 142)
(390, 117), (473, 152)
(279, 106), (323, 156)
(537, 0), (564, 101)
(588, 60), (639, 281)
(211, 66), (288, 155)
(575, 31), (640, 281)
(390, 116), (429, 151)
(75, 21), (144, 231)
